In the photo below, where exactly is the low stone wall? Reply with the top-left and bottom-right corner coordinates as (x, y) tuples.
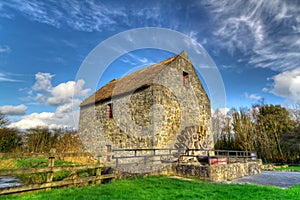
(209, 161), (262, 181)
(114, 159), (262, 182)
(174, 160), (262, 181)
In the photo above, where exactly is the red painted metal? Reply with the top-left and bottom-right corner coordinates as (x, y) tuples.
(209, 157), (227, 165)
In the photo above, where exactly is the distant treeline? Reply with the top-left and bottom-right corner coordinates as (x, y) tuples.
(213, 103), (300, 163)
(0, 127), (83, 153)
(0, 112), (83, 153)
(1, 103), (300, 163)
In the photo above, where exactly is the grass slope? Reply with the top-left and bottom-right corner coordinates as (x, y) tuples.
(0, 158), (79, 184)
(2, 176), (300, 200)
(275, 166), (300, 172)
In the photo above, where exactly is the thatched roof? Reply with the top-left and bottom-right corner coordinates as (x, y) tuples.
(80, 52), (183, 107)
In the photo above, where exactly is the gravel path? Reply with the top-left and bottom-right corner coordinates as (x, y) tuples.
(227, 171), (300, 188)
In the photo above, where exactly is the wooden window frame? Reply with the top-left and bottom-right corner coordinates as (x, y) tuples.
(183, 71), (189, 87)
(108, 103), (113, 119)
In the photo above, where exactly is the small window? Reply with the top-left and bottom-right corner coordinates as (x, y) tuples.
(108, 103), (113, 118)
(183, 71), (189, 86)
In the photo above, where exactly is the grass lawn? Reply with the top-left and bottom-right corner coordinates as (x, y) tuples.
(275, 166), (300, 172)
(0, 158), (77, 169)
(2, 176), (300, 200)
(0, 158), (80, 184)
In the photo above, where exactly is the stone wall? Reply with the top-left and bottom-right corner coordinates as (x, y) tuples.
(172, 160), (262, 182)
(113, 160), (262, 182)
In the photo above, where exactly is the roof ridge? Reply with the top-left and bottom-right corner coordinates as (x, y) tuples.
(80, 53), (181, 107)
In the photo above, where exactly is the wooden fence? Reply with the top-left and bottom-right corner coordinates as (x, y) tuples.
(0, 149), (115, 195)
(111, 148), (257, 167)
(0, 148), (258, 195)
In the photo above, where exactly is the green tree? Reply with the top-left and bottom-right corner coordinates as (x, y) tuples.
(256, 105), (293, 163)
(231, 108), (255, 151)
(0, 128), (21, 152)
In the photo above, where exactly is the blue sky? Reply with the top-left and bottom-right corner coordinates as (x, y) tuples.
(0, 0), (299, 129)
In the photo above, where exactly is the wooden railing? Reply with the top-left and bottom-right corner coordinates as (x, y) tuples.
(111, 148), (257, 167)
(0, 149), (115, 195)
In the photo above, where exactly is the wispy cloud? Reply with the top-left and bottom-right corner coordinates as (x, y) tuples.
(0, 1), (168, 32)
(0, 0), (124, 31)
(0, 72), (21, 82)
(121, 53), (153, 66)
(202, 0), (300, 72)
(0, 45), (11, 53)
(245, 92), (261, 100)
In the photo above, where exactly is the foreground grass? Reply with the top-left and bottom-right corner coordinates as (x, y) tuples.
(275, 165), (300, 172)
(0, 158), (77, 170)
(2, 176), (300, 200)
(0, 158), (79, 184)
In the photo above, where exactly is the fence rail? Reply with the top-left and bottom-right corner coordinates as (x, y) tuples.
(111, 148), (257, 167)
(0, 148), (258, 195)
(0, 149), (115, 195)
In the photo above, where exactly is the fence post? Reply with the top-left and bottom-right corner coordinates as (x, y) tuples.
(227, 151), (229, 164)
(95, 156), (102, 184)
(46, 148), (56, 191)
(106, 145), (111, 162)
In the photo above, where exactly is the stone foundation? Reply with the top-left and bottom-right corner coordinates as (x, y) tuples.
(114, 159), (262, 182)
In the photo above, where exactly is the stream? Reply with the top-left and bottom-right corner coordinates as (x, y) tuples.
(0, 176), (21, 188)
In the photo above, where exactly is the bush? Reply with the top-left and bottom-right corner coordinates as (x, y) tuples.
(24, 128), (83, 153)
(0, 128), (21, 152)
(25, 127), (59, 153)
(54, 129), (83, 153)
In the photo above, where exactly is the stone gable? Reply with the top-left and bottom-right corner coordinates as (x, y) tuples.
(78, 51), (213, 159)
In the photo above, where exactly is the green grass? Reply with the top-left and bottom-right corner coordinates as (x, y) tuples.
(0, 158), (77, 169)
(0, 158), (79, 184)
(2, 176), (300, 200)
(275, 166), (300, 172)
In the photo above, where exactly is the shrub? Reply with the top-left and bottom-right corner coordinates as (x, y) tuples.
(0, 128), (21, 152)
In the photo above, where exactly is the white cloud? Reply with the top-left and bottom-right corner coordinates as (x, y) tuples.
(0, 45), (11, 53)
(245, 92), (261, 100)
(32, 72), (53, 91)
(270, 68), (300, 103)
(31, 72), (90, 106)
(8, 110), (79, 130)
(212, 107), (230, 116)
(0, 104), (27, 115)
(55, 99), (81, 115)
(12, 72), (91, 129)
(47, 79), (90, 105)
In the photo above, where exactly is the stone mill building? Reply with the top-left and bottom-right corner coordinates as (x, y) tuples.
(78, 51), (213, 158)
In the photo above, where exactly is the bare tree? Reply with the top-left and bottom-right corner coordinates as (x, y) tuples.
(0, 112), (9, 128)
(288, 103), (300, 125)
